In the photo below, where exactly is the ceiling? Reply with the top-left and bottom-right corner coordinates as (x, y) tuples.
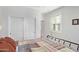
(0, 6), (61, 14)
(0, 6), (61, 19)
(28, 6), (61, 13)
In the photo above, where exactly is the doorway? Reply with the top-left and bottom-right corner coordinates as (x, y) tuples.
(8, 16), (24, 41)
(8, 16), (36, 41)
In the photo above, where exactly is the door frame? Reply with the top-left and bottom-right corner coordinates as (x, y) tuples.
(24, 17), (36, 40)
(8, 16), (11, 37)
(8, 16), (36, 40)
(8, 16), (24, 40)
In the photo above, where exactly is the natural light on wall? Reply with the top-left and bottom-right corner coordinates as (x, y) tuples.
(0, 25), (2, 31)
(50, 15), (62, 33)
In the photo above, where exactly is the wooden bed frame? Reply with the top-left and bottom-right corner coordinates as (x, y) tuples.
(0, 37), (17, 52)
(47, 35), (79, 51)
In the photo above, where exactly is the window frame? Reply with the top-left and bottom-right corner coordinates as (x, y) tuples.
(52, 14), (62, 33)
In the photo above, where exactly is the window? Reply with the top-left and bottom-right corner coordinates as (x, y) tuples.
(51, 15), (62, 32)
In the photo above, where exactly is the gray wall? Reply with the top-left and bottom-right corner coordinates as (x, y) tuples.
(42, 6), (79, 43)
(0, 7), (8, 36)
(0, 7), (41, 39)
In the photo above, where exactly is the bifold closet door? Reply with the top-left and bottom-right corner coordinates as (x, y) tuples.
(24, 18), (36, 40)
(8, 17), (24, 41)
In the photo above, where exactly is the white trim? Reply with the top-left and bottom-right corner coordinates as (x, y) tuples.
(8, 16), (11, 37)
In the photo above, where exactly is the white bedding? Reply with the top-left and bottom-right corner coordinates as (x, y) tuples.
(57, 47), (74, 52)
(16, 40), (74, 52)
(31, 47), (49, 52)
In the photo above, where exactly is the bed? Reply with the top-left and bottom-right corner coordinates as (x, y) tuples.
(46, 35), (79, 52)
(30, 40), (74, 52)
(16, 37), (76, 52)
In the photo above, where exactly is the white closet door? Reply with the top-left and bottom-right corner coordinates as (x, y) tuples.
(24, 18), (36, 40)
(8, 17), (24, 41)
